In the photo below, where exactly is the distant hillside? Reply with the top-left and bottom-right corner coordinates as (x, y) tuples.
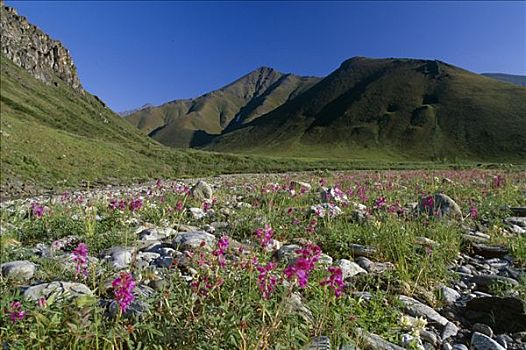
(207, 57), (526, 161)
(482, 73), (526, 87)
(126, 67), (320, 147)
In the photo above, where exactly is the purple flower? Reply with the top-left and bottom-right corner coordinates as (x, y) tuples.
(128, 198), (143, 212)
(72, 242), (88, 279)
(256, 261), (278, 299)
(283, 243), (321, 288)
(469, 206), (478, 220)
(8, 301), (26, 323)
(492, 175), (504, 188)
(422, 195), (434, 213)
(255, 224), (274, 249)
(373, 196), (386, 209)
(213, 235), (229, 268)
(31, 202), (45, 219)
(320, 266), (344, 297)
(112, 272), (135, 313)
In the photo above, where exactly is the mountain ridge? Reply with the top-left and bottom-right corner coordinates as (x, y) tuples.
(125, 67), (320, 147)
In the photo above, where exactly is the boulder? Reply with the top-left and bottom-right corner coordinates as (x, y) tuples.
(1, 260), (36, 280)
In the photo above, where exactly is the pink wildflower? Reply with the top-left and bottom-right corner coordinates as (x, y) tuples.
(469, 206), (478, 220)
(31, 202), (45, 219)
(128, 198), (143, 212)
(373, 196), (386, 209)
(283, 243), (321, 288)
(213, 235), (229, 268)
(256, 262), (278, 299)
(8, 301), (25, 323)
(112, 272), (135, 313)
(320, 266), (345, 297)
(72, 242), (89, 279)
(255, 224), (273, 249)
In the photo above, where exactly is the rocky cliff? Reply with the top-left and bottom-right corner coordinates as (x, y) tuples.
(0, 1), (83, 91)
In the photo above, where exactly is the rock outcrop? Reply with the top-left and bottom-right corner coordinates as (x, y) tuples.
(0, 1), (83, 91)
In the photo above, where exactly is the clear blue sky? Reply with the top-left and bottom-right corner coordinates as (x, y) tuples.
(6, 1), (526, 112)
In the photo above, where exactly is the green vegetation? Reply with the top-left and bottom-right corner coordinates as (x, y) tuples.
(1, 170), (524, 348)
(206, 57), (526, 162)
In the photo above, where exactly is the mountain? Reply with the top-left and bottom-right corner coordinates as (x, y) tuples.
(481, 73), (526, 87)
(126, 67), (320, 147)
(118, 104), (154, 117)
(0, 3), (317, 197)
(206, 57), (526, 161)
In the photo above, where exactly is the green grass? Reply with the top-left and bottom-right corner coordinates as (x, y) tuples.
(1, 169), (524, 348)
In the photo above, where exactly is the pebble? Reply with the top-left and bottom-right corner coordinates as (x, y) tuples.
(471, 332), (506, 350)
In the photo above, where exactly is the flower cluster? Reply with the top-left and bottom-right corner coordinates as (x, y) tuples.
(112, 272), (136, 313)
(212, 235), (229, 268)
(373, 196), (386, 209)
(284, 243), (321, 288)
(72, 242), (89, 279)
(30, 202), (45, 219)
(421, 195), (434, 214)
(8, 301), (25, 323)
(256, 261), (278, 299)
(255, 224), (273, 249)
(128, 198), (143, 212)
(320, 266), (344, 297)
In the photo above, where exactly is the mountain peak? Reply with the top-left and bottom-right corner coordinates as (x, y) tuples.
(0, 3), (83, 91)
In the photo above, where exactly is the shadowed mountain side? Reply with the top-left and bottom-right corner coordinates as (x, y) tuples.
(126, 67), (320, 148)
(206, 57), (526, 162)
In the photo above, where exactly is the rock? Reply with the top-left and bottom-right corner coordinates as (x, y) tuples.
(309, 336), (330, 350)
(0, 4), (83, 91)
(471, 332), (506, 350)
(349, 244), (377, 258)
(356, 257), (394, 274)
(419, 193), (462, 219)
(189, 207), (206, 220)
(286, 292), (313, 324)
(336, 259), (367, 279)
(469, 275), (519, 292)
(311, 203), (342, 218)
(274, 244), (302, 263)
(172, 231), (217, 250)
(102, 299), (148, 319)
(495, 335), (512, 349)
(318, 254), (333, 265)
(415, 236), (440, 248)
(354, 328), (406, 350)
(452, 344), (468, 350)
(137, 252), (160, 263)
(399, 295), (449, 326)
(470, 244), (509, 259)
(102, 246), (135, 269)
(24, 281), (93, 301)
(420, 330), (438, 347)
(440, 286), (461, 305)
(505, 217), (526, 228)
(1, 260), (36, 280)
(472, 323), (494, 338)
(465, 297), (526, 333)
(509, 207), (526, 217)
(442, 321), (459, 340)
(138, 227), (176, 241)
(191, 181), (213, 201)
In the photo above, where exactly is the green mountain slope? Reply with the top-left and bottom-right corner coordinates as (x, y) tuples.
(126, 67), (320, 147)
(206, 57), (526, 161)
(482, 73), (526, 87)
